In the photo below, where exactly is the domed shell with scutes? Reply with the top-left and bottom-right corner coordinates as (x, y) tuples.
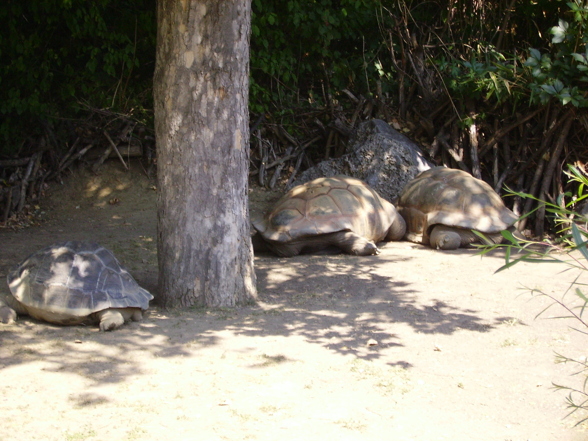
(7, 241), (153, 319)
(397, 167), (518, 240)
(253, 175), (398, 243)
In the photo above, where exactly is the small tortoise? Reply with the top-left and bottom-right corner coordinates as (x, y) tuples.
(1, 241), (153, 331)
(397, 167), (518, 250)
(252, 175), (406, 257)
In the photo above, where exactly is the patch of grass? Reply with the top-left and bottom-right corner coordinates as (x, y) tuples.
(11, 347), (37, 356)
(229, 408), (258, 422)
(125, 427), (147, 441)
(500, 338), (518, 347)
(69, 392), (109, 407)
(213, 308), (238, 320)
(262, 307), (285, 315)
(336, 417), (367, 431)
(129, 403), (158, 413)
(258, 404), (280, 414)
(256, 353), (289, 367)
(349, 358), (411, 395)
(500, 318), (523, 326)
(64, 427), (97, 441)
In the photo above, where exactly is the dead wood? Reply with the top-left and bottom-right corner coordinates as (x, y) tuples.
(103, 130), (129, 170)
(0, 158), (33, 167)
(479, 107), (543, 157)
(438, 135), (471, 173)
(286, 152), (306, 187)
(466, 101), (481, 179)
(16, 154), (38, 213)
(0, 107), (153, 223)
(534, 111), (575, 237)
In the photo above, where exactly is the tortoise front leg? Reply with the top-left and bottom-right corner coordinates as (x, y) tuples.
(429, 225), (464, 249)
(95, 308), (145, 331)
(0, 294), (27, 324)
(95, 309), (125, 331)
(429, 225), (502, 249)
(0, 303), (17, 324)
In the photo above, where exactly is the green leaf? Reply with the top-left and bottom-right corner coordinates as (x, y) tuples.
(575, 287), (588, 303)
(572, 223), (588, 261)
(501, 229), (520, 246)
(551, 19), (569, 44)
(525, 57), (538, 67)
(529, 48), (542, 60)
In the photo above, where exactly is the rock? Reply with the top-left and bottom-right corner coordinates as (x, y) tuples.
(290, 119), (434, 202)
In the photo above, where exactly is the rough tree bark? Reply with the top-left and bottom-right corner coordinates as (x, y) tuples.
(154, 0), (256, 307)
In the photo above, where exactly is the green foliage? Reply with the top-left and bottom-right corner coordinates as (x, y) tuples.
(525, 0), (588, 107)
(250, 0), (394, 113)
(0, 0), (585, 162)
(441, 47), (522, 105)
(0, 0), (156, 156)
(478, 165), (588, 426)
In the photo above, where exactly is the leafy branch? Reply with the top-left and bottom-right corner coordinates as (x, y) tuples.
(478, 163), (588, 425)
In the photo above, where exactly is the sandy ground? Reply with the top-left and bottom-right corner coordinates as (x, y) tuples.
(0, 160), (587, 441)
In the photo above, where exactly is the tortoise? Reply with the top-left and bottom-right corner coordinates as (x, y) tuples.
(0, 241), (153, 331)
(397, 167), (518, 250)
(252, 175), (406, 257)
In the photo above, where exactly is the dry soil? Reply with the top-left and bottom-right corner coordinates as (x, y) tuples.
(0, 160), (587, 441)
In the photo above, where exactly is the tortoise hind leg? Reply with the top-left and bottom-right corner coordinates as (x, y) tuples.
(326, 231), (380, 255)
(384, 213), (407, 241)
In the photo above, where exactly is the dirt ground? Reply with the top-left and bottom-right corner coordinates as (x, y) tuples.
(1, 160), (587, 441)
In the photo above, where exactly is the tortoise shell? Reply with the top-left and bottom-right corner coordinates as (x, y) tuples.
(397, 167), (518, 245)
(252, 175), (405, 256)
(7, 241), (153, 321)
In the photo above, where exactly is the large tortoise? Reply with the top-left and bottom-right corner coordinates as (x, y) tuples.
(0, 241), (153, 331)
(397, 167), (518, 250)
(252, 175), (406, 257)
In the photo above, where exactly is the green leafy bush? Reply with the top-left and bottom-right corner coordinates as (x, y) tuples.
(441, 48), (523, 106)
(525, 0), (588, 107)
(250, 0), (395, 113)
(0, 0), (155, 156)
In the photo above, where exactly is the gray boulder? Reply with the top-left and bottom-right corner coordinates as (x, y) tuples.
(290, 119), (434, 202)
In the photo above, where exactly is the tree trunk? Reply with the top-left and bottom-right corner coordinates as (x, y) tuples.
(154, 0), (256, 308)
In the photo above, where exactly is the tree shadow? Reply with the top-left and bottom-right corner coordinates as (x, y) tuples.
(0, 242), (522, 388)
(231, 251), (499, 360)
